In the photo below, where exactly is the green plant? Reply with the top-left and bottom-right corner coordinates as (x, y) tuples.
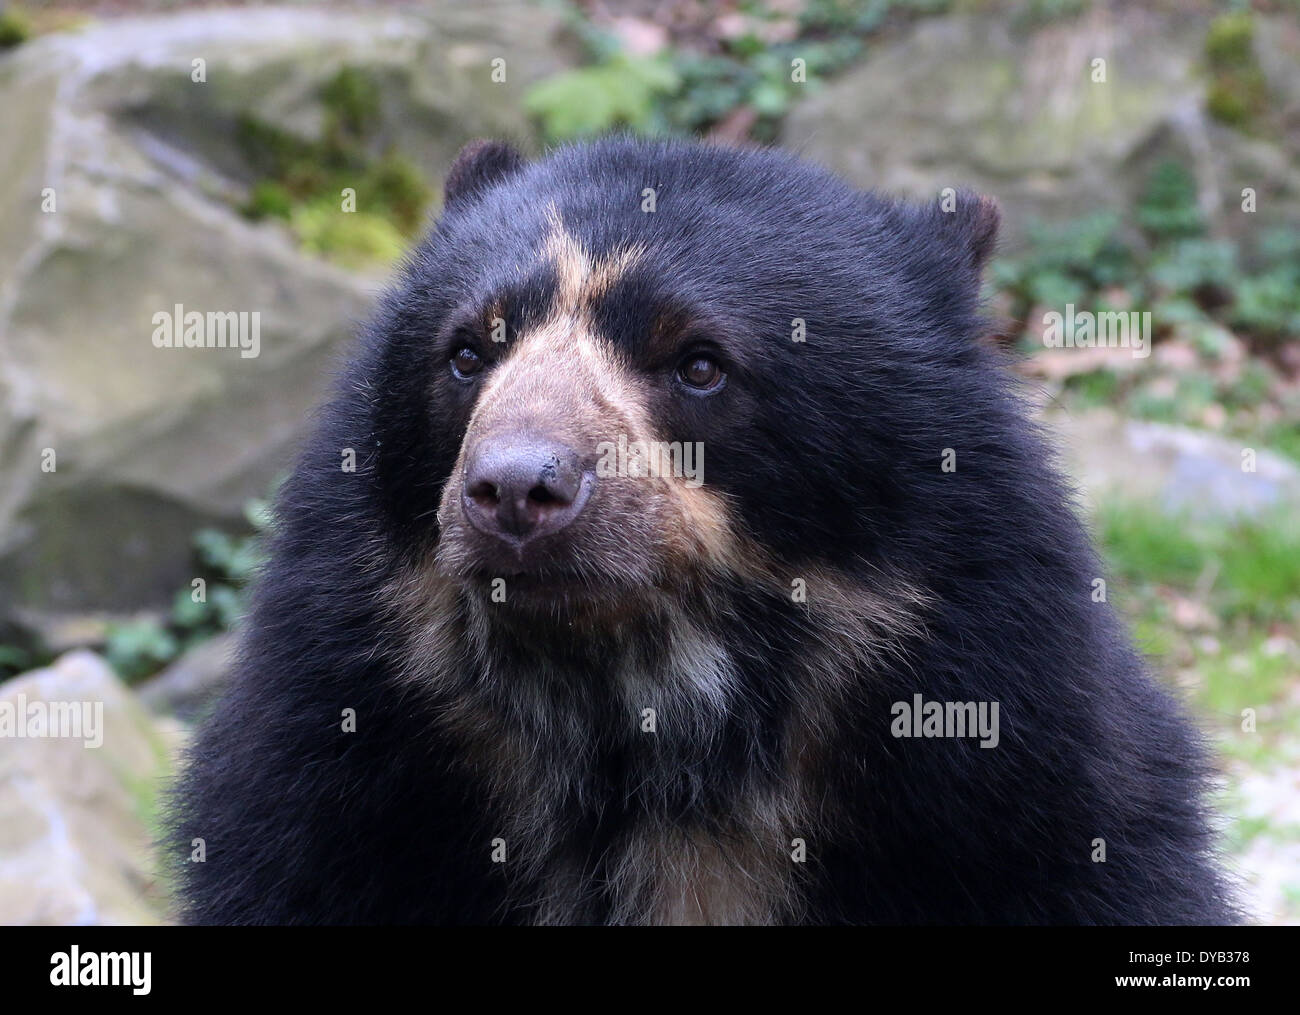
(995, 163), (1300, 362)
(104, 495), (274, 683)
(801, 0), (952, 35)
(524, 0), (956, 144)
(104, 619), (179, 685)
(1231, 267), (1300, 341)
(524, 54), (680, 142)
(1137, 161), (1204, 242)
(994, 212), (1134, 314)
(1149, 239), (1235, 292)
(0, 642), (36, 680)
(1264, 422), (1300, 465)
(1098, 502), (1205, 588)
(1220, 359), (1276, 410)
(660, 38), (860, 140)
(192, 499), (269, 586)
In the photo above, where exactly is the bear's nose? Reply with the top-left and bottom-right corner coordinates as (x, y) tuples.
(461, 437), (592, 545)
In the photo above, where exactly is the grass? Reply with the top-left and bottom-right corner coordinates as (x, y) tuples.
(1097, 502), (1300, 627)
(1097, 497), (1300, 918)
(1096, 499), (1300, 751)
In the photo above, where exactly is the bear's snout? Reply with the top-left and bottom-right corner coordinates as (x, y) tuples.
(461, 436), (594, 548)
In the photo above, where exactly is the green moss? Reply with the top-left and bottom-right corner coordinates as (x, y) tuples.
(1207, 72), (1268, 128)
(234, 67), (431, 265)
(235, 115), (317, 183)
(360, 153), (431, 236)
(242, 180), (294, 221)
(1203, 13), (1269, 129)
(123, 733), (174, 850)
(320, 65), (382, 144)
(1205, 12), (1256, 69)
(292, 204), (408, 269)
(0, 5), (32, 49)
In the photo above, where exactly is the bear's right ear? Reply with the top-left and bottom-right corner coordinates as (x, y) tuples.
(443, 139), (525, 211)
(934, 190), (1000, 273)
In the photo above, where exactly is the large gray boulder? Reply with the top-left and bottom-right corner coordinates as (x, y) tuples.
(0, 4), (568, 632)
(783, 10), (1300, 245)
(0, 651), (180, 924)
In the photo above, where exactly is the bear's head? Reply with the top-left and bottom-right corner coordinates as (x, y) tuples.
(361, 137), (1001, 631)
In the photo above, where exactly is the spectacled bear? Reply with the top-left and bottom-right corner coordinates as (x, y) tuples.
(169, 136), (1235, 925)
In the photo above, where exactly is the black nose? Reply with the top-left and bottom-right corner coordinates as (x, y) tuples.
(461, 437), (592, 545)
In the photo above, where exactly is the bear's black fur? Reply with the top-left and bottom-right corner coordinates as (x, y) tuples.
(170, 136), (1235, 925)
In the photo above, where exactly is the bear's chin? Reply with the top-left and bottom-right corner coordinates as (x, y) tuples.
(452, 565), (720, 634)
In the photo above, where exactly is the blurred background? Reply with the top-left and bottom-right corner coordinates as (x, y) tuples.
(0, 0), (1296, 925)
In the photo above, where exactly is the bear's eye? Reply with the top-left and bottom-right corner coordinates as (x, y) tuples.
(676, 353), (725, 393)
(450, 346), (483, 380)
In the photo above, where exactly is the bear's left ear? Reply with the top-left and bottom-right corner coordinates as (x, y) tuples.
(935, 191), (1000, 272)
(444, 139), (526, 211)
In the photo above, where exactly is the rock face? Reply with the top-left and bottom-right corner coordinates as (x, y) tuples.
(137, 632), (234, 721)
(0, 651), (180, 924)
(0, 4), (568, 631)
(782, 9), (1300, 246)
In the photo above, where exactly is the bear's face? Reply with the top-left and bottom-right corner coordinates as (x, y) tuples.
(370, 138), (998, 623)
(428, 203), (754, 618)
